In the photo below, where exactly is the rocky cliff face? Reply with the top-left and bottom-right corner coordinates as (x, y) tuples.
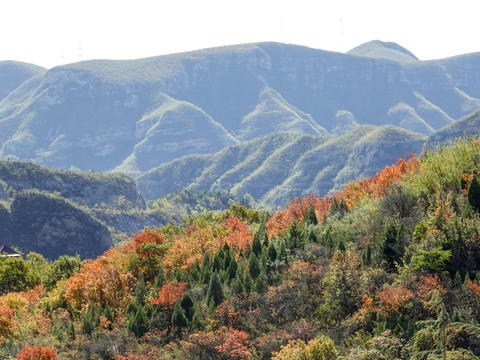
(0, 192), (113, 260)
(0, 161), (145, 209)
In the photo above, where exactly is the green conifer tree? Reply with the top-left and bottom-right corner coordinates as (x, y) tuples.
(231, 275), (244, 295)
(227, 257), (238, 281)
(206, 271), (224, 307)
(268, 243), (277, 262)
(252, 232), (262, 257)
(468, 176), (480, 212)
(181, 294), (195, 321)
(303, 203), (318, 225)
(67, 322), (76, 340)
(135, 272), (147, 306)
(248, 252), (260, 280)
(172, 301), (188, 330)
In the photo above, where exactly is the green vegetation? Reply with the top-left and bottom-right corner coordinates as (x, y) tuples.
(2, 136), (480, 358)
(138, 125), (427, 206)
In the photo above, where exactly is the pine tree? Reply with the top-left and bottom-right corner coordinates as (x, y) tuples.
(278, 240), (287, 262)
(244, 272), (253, 295)
(206, 271), (224, 307)
(231, 275), (244, 295)
(181, 294), (194, 321)
(135, 272), (147, 306)
(362, 244), (372, 267)
(252, 232), (262, 257)
(102, 306), (114, 331)
(191, 309), (206, 330)
(268, 243), (277, 262)
(153, 266), (166, 289)
(67, 322), (76, 340)
(453, 270), (462, 288)
(224, 249), (232, 271)
(132, 307), (147, 337)
(81, 303), (97, 335)
(468, 176), (480, 212)
(248, 252), (260, 280)
(212, 251), (223, 273)
(227, 257), (238, 281)
(285, 221), (306, 249)
(172, 301), (188, 330)
(303, 203), (318, 225)
(254, 272), (266, 292)
(202, 267), (211, 286)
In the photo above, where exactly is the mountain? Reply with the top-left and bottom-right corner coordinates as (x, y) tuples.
(347, 40), (419, 63)
(0, 191), (113, 260)
(426, 109), (480, 146)
(1, 41), (480, 180)
(138, 125), (427, 206)
(0, 61), (45, 101)
(0, 161), (165, 259)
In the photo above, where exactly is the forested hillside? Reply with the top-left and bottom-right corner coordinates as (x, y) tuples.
(3, 136), (480, 359)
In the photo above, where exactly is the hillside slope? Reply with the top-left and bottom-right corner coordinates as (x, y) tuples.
(138, 125), (427, 205)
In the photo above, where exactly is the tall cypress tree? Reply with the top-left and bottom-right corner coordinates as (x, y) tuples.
(248, 252), (260, 280)
(252, 233), (262, 257)
(228, 257), (238, 281)
(172, 301), (188, 330)
(303, 203), (318, 225)
(268, 243), (277, 262)
(181, 294), (195, 321)
(469, 176), (480, 212)
(206, 271), (224, 307)
(135, 272), (147, 306)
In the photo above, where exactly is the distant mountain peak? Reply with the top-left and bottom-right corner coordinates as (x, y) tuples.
(347, 40), (419, 62)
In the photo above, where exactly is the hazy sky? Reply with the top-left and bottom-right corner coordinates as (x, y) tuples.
(1, 0), (479, 69)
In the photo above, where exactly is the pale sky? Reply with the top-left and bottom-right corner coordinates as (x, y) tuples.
(1, 0), (479, 69)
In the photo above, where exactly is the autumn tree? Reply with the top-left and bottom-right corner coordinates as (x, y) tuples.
(16, 345), (57, 360)
(172, 301), (188, 330)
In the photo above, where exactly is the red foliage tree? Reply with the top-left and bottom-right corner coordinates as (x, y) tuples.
(378, 284), (413, 317)
(215, 327), (252, 360)
(124, 229), (168, 259)
(16, 345), (56, 360)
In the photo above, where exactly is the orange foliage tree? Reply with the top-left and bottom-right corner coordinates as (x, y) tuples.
(16, 345), (56, 360)
(267, 195), (332, 237)
(0, 304), (15, 343)
(63, 248), (136, 312)
(163, 216), (253, 272)
(378, 284), (413, 317)
(124, 229), (168, 259)
(149, 280), (187, 309)
(122, 228), (170, 281)
(266, 155), (419, 237)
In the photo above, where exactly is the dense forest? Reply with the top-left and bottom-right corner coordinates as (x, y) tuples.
(3, 136), (480, 359)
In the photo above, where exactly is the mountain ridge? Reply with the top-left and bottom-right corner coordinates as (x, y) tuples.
(1, 41), (480, 209)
